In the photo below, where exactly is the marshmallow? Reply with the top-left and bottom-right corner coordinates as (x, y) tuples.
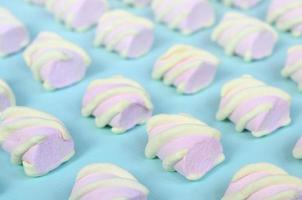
(152, 44), (219, 94)
(221, 0), (263, 9)
(216, 75), (291, 137)
(46, 0), (108, 31)
(0, 80), (15, 112)
(69, 163), (149, 200)
(82, 76), (153, 134)
(23, 32), (91, 91)
(122, 0), (151, 7)
(293, 137), (302, 159)
(0, 106), (75, 177)
(267, 0), (302, 37)
(0, 7), (30, 57)
(151, 0), (215, 35)
(222, 163), (302, 200)
(145, 114), (225, 181)
(94, 10), (154, 58)
(212, 12), (278, 62)
(282, 45), (302, 91)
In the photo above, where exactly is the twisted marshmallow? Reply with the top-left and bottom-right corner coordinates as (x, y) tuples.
(212, 12), (278, 62)
(145, 114), (225, 181)
(122, 0), (151, 7)
(267, 0), (302, 37)
(0, 106), (75, 177)
(23, 32), (91, 91)
(151, 0), (215, 35)
(282, 45), (302, 91)
(69, 163), (149, 200)
(94, 10), (154, 58)
(46, 0), (108, 31)
(0, 80), (15, 112)
(216, 75), (291, 137)
(0, 7), (29, 57)
(222, 163), (302, 200)
(221, 0), (263, 9)
(293, 137), (302, 159)
(152, 44), (219, 94)
(82, 76), (153, 134)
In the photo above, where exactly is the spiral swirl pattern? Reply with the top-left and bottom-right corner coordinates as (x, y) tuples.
(23, 32), (91, 90)
(82, 76), (153, 134)
(282, 45), (302, 91)
(46, 0), (108, 31)
(151, 0), (215, 35)
(152, 44), (219, 94)
(216, 75), (291, 137)
(69, 163), (149, 200)
(94, 10), (154, 58)
(267, 0), (302, 37)
(145, 114), (224, 181)
(222, 163), (302, 200)
(212, 12), (278, 62)
(0, 106), (75, 177)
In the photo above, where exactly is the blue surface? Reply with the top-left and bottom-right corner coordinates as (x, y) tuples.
(0, 0), (302, 199)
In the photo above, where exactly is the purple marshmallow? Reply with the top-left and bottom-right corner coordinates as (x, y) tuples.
(0, 7), (30, 57)
(0, 106), (75, 177)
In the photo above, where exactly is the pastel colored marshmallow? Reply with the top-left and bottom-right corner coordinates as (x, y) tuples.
(293, 137), (302, 159)
(212, 12), (278, 62)
(46, 0), (108, 31)
(82, 76), (153, 134)
(122, 0), (151, 7)
(145, 114), (225, 181)
(94, 10), (154, 58)
(0, 106), (75, 177)
(222, 163), (302, 200)
(281, 45), (302, 91)
(152, 44), (219, 94)
(23, 32), (91, 91)
(216, 75), (291, 137)
(267, 0), (302, 37)
(0, 7), (30, 57)
(151, 0), (215, 35)
(69, 163), (149, 200)
(0, 80), (16, 112)
(221, 0), (263, 9)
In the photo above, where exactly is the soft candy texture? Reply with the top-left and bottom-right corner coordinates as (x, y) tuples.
(293, 137), (302, 159)
(145, 114), (225, 181)
(151, 0), (215, 35)
(94, 10), (154, 58)
(0, 80), (16, 112)
(152, 44), (219, 94)
(267, 0), (302, 37)
(221, 0), (263, 9)
(282, 45), (302, 91)
(0, 7), (29, 57)
(46, 0), (108, 31)
(222, 163), (302, 200)
(69, 163), (149, 200)
(82, 76), (153, 134)
(212, 12), (278, 62)
(23, 32), (91, 91)
(216, 75), (291, 137)
(122, 0), (151, 7)
(0, 106), (75, 177)
(26, 0), (46, 5)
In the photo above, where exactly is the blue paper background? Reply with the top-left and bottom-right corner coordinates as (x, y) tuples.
(0, 0), (302, 199)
